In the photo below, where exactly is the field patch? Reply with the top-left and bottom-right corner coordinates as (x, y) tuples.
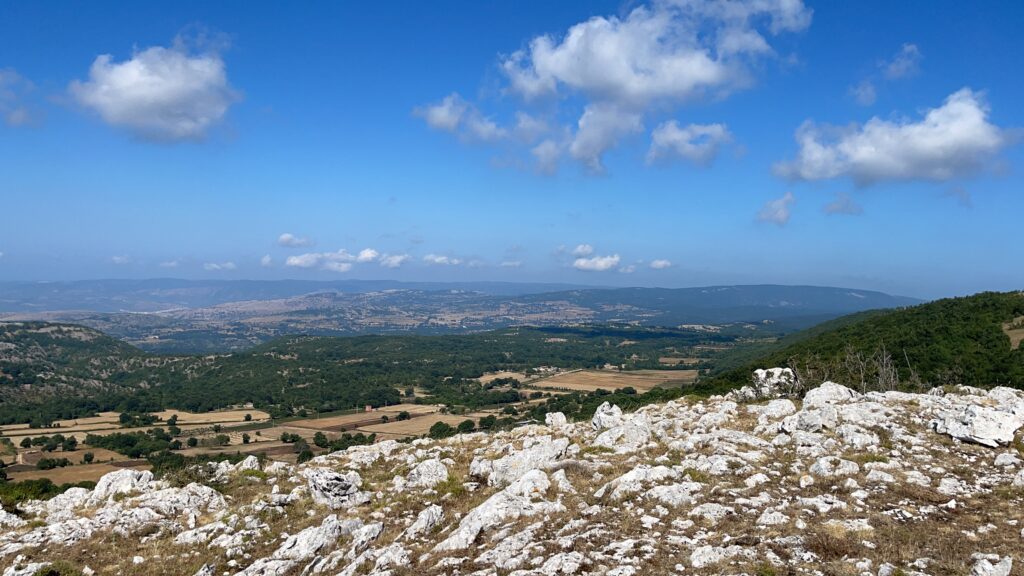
(532, 369), (697, 392)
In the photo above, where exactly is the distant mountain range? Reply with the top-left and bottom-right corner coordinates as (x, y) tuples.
(0, 280), (921, 352)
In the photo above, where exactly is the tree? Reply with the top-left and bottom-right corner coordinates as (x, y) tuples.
(242, 433), (251, 444)
(428, 422), (455, 439)
(212, 425), (222, 433)
(297, 449), (314, 464)
(397, 411), (411, 421)
(381, 415), (389, 423)
(20, 437), (31, 448)
(61, 437), (78, 452)
(313, 432), (329, 448)
(187, 437), (198, 448)
(478, 415), (497, 430)
(82, 452), (94, 464)
(244, 413), (253, 422)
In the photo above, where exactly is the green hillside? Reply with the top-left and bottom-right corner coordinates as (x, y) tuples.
(0, 323), (727, 426)
(708, 291), (1024, 392)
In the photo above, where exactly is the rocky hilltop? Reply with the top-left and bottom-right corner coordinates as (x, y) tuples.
(3, 372), (1024, 576)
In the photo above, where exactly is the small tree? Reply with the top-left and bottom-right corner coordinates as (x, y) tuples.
(244, 413), (253, 422)
(397, 411), (411, 421)
(61, 437), (78, 452)
(313, 432), (329, 448)
(82, 452), (95, 464)
(20, 437), (31, 449)
(428, 422), (455, 440)
(212, 425), (222, 433)
(297, 449), (314, 464)
(457, 419), (476, 434)
(186, 437), (198, 448)
(242, 433), (251, 444)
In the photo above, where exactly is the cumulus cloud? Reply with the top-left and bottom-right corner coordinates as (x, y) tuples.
(619, 264), (637, 274)
(883, 43), (922, 80)
(648, 121), (732, 165)
(415, 93), (507, 142)
(284, 248), (380, 272)
(776, 89), (1008, 185)
(757, 192), (795, 226)
(569, 103), (643, 171)
(356, 248), (380, 263)
(823, 192), (863, 216)
(422, 0), (811, 172)
(277, 233), (312, 248)
(573, 254), (621, 271)
(203, 261), (236, 271)
(379, 254), (410, 269)
(260, 254), (273, 267)
(571, 244), (595, 257)
(0, 68), (36, 126)
(111, 255), (130, 265)
(69, 38), (238, 141)
(423, 254), (462, 266)
(502, 1), (810, 105)
(650, 259), (672, 269)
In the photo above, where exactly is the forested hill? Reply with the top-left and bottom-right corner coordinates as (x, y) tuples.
(709, 291), (1024, 392)
(0, 323), (730, 426)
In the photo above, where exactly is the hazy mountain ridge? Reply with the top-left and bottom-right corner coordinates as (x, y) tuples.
(0, 282), (920, 353)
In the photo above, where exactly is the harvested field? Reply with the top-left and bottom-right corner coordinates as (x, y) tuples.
(532, 369), (697, 392)
(1003, 316), (1024, 350)
(356, 414), (476, 439)
(8, 461), (149, 484)
(288, 405), (437, 431)
(477, 371), (528, 384)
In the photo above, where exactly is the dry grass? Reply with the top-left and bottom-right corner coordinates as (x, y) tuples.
(531, 369), (696, 393)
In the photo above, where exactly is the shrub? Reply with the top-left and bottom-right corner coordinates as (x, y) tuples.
(428, 422), (455, 439)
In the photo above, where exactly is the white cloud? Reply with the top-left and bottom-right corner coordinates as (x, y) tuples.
(502, 1), (810, 106)
(650, 259), (672, 269)
(619, 264), (637, 274)
(883, 43), (922, 80)
(571, 244), (595, 257)
(423, 254), (462, 266)
(531, 139), (563, 174)
(823, 192), (863, 216)
(0, 68), (36, 127)
(776, 89), (1008, 185)
(111, 255), (130, 265)
(569, 103), (643, 171)
(285, 249), (358, 270)
(69, 40), (238, 141)
(203, 261), (236, 271)
(573, 254), (620, 271)
(356, 248), (380, 263)
(379, 254), (411, 269)
(850, 80), (876, 106)
(260, 254), (273, 267)
(500, 260), (522, 268)
(415, 93), (507, 142)
(757, 192), (795, 226)
(423, 0), (811, 172)
(322, 261), (352, 273)
(159, 260), (179, 268)
(648, 121), (732, 165)
(277, 233), (312, 248)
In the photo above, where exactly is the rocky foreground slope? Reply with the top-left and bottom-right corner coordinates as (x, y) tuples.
(3, 372), (1024, 576)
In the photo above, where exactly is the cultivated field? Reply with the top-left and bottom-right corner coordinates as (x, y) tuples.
(287, 404), (437, 431)
(477, 371), (529, 384)
(531, 369), (697, 392)
(1004, 316), (1024, 350)
(8, 461), (149, 483)
(357, 414), (476, 439)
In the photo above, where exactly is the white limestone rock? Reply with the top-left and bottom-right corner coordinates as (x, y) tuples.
(592, 402), (624, 430)
(302, 468), (368, 509)
(406, 458), (449, 488)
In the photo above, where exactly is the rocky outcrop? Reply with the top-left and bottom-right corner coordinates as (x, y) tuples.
(3, 377), (1023, 575)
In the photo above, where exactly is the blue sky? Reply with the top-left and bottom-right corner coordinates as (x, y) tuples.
(1, 1), (1022, 299)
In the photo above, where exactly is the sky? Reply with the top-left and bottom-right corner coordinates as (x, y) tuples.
(1, 1), (1022, 299)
